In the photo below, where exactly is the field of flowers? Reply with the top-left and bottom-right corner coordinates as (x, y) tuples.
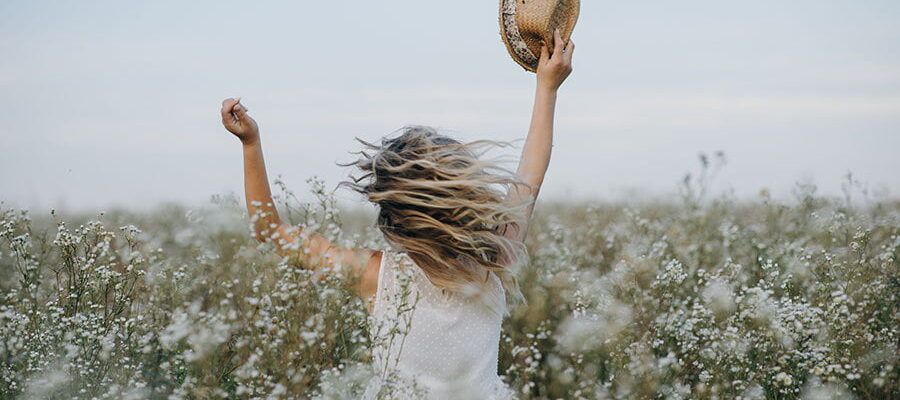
(1, 169), (898, 399)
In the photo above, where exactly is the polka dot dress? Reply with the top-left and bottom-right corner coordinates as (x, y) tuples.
(365, 251), (514, 400)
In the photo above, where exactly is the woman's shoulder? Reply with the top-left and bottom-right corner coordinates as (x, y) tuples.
(357, 250), (384, 301)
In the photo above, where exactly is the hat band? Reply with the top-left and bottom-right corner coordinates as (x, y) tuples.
(501, 0), (539, 67)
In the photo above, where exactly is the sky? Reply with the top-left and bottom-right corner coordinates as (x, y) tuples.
(1, 0), (899, 212)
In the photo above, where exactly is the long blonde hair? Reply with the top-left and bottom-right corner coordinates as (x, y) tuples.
(342, 126), (529, 305)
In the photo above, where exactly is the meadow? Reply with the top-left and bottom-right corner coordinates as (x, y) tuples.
(1, 161), (898, 399)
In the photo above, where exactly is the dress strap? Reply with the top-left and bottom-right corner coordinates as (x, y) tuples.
(374, 250), (394, 310)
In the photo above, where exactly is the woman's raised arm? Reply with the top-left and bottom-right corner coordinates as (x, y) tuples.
(220, 98), (381, 298)
(504, 30), (575, 242)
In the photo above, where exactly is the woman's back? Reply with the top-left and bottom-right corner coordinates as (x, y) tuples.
(366, 251), (513, 400)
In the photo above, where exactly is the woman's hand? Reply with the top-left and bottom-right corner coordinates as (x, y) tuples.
(536, 29), (575, 92)
(221, 97), (259, 146)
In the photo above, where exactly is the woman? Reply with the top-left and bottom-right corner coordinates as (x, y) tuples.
(220, 30), (574, 399)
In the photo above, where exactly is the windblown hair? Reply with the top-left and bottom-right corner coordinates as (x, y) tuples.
(342, 126), (530, 306)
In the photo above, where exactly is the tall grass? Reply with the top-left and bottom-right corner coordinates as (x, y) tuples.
(1, 167), (898, 399)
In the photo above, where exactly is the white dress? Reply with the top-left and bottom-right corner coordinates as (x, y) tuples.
(365, 251), (514, 400)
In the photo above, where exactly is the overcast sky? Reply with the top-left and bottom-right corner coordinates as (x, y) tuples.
(1, 0), (898, 212)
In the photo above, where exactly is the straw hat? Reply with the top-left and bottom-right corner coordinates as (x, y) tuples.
(500, 0), (580, 72)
